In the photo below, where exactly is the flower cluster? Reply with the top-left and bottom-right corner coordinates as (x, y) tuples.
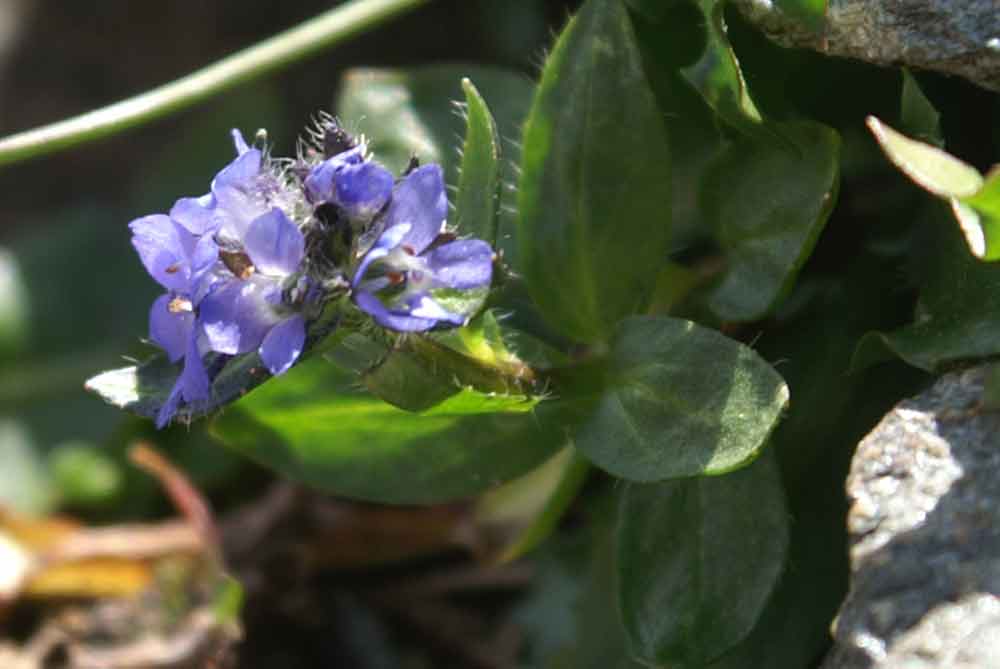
(129, 122), (494, 427)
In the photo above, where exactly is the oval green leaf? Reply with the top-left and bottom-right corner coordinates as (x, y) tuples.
(571, 316), (788, 481)
(704, 120), (840, 321)
(210, 357), (566, 504)
(617, 449), (789, 666)
(518, 0), (671, 343)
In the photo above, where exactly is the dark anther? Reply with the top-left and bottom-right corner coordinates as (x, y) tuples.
(323, 121), (357, 158)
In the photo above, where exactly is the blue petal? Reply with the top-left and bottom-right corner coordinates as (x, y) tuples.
(169, 194), (217, 235)
(214, 148), (261, 190)
(130, 214), (197, 292)
(190, 234), (220, 281)
(351, 223), (411, 289)
(231, 129), (251, 156)
(154, 328), (210, 429)
(337, 162), (394, 220)
(200, 277), (281, 355)
(243, 209), (304, 277)
(179, 328), (210, 402)
(149, 294), (192, 363)
(259, 314), (306, 375)
(212, 184), (269, 241)
(156, 383), (183, 429)
(423, 239), (494, 289)
(383, 164), (448, 255)
(304, 147), (364, 203)
(354, 290), (437, 332)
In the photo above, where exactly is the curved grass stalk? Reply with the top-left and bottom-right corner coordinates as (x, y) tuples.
(0, 0), (429, 168)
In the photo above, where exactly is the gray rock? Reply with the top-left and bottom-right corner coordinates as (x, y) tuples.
(823, 366), (1000, 668)
(732, 0), (1000, 93)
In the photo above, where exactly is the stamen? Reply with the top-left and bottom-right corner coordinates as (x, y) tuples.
(168, 296), (193, 314)
(220, 250), (256, 280)
(164, 264), (180, 274)
(387, 271), (406, 285)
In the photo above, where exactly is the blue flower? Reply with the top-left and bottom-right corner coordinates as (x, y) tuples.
(198, 207), (307, 377)
(130, 130), (310, 427)
(304, 145), (394, 221)
(348, 164), (494, 331)
(130, 214), (217, 428)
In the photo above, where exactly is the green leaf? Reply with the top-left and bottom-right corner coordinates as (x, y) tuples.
(617, 449), (788, 666)
(865, 116), (1000, 260)
(774, 0), (826, 33)
(961, 168), (1000, 261)
(704, 120), (841, 321)
(852, 202), (1000, 372)
(900, 70), (942, 147)
(569, 316), (788, 481)
(211, 357), (566, 504)
(681, 0), (764, 132)
(361, 331), (540, 412)
(455, 78), (502, 245)
(714, 270), (926, 669)
(518, 0), (671, 343)
(867, 116), (982, 199)
(629, 7), (724, 246)
(475, 447), (590, 563)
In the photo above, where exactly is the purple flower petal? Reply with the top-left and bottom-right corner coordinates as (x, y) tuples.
(383, 164), (447, 255)
(423, 239), (494, 289)
(304, 147), (364, 202)
(149, 294), (192, 362)
(212, 185), (269, 241)
(154, 327), (210, 429)
(259, 314), (306, 375)
(334, 163), (394, 219)
(169, 194), (217, 235)
(243, 209), (305, 277)
(200, 277), (280, 355)
(214, 148), (261, 190)
(231, 129), (251, 156)
(130, 214), (197, 292)
(190, 234), (220, 281)
(156, 383), (183, 429)
(179, 328), (210, 402)
(351, 223), (411, 289)
(354, 290), (437, 332)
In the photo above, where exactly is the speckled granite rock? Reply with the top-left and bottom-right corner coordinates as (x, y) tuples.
(732, 0), (1000, 93)
(823, 366), (1000, 668)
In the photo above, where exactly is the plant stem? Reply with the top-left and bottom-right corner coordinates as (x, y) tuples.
(0, 0), (429, 168)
